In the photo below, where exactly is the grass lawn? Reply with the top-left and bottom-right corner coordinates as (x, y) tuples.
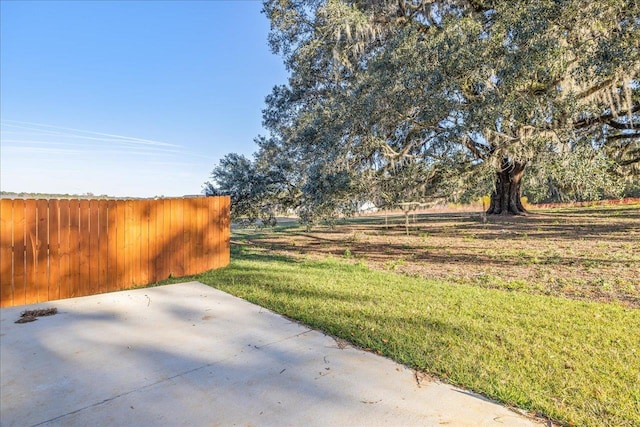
(160, 204), (640, 426)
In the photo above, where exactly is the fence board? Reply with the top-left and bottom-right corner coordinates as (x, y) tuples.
(156, 199), (163, 281)
(49, 199), (61, 302)
(220, 196), (231, 267)
(194, 198), (204, 274)
(107, 200), (118, 292)
(89, 200), (100, 295)
(183, 199), (194, 275)
(0, 196), (229, 307)
(210, 197), (220, 269)
(12, 200), (26, 306)
(123, 200), (133, 287)
(98, 200), (109, 293)
(139, 199), (148, 285)
(116, 201), (126, 288)
(130, 200), (141, 286)
(148, 199), (158, 283)
(24, 200), (38, 304)
(35, 200), (49, 303)
(201, 197), (210, 271)
(217, 197), (225, 268)
(59, 200), (71, 300)
(68, 200), (81, 298)
(172, 198), (185, 277)
(160, 199), (173, 280)
(137, 200), (146, 285)
(79, 200), (90, 297)
(0, 199), (13, 307)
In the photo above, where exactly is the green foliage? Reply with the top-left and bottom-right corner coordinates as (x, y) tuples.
(524, 145), (625, 203)
(204, 152), (279, 225)
(210, 0), (639, 222)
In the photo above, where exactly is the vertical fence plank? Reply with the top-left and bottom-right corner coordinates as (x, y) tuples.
(182, 199), (193, 275)
(202, 197), (212, 271)
(123, 200), (131, 287)
(206, 196), (215, 270)
(59, 199), (71, 300)
(24, 200), (38, 304)
(133, 199), (142, 286)
(167, 199), (177, 277)
(215, 196), (224, 269)
(48, 199), (61, 302)
(79, 200), (90, 297)
(194, 198), (203, 273)
(12, 200), (26, 306)
(107, 200), (118, 292)
(132, 200), (146, 285)
(175, 198), (185, 277)
(35, 200), (49, 303)
(139, 199), (150, 285)
(193, 198), (201, 274)
(134, 200), (142, 285)
(148, 199), (158, 283)
(209, 197), (217, 271)
(168, 198), (176, 276)
(154, 199), (165, 281)
(128, 200), (137, 286)
(221, 196), (231, 267)
(123, 200), (133, 287)
(203, 197), (211, 270)
(88, 200), (100, 295)
(214, 196), (222, 269)
(98, 200), (109, 294)
(68, 200), (81, 298)
(0, 199), (14, 307)
(194, 198), (206, 273)
(116, 200), (126, 289)
(162, 199), (172, 278)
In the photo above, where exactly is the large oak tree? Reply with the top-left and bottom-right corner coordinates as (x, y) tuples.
(209, 0), (639, 220)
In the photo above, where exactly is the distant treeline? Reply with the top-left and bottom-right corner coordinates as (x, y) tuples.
(0, 191), (114, 199)
(0, 192), (203, 200)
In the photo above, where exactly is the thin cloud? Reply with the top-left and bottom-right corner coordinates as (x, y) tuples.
(1, 139), (182, 154)
(2, 146), (87, 155)
(2, 119), (181, 148)
(1, 120), (218, 161)
(0, 119), (212, 196)
(1, 119), (186, 161)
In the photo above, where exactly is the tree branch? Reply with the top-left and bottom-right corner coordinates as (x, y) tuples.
(573, 104), (640, 129)
(618, 156), (640, 167)
(576, 78), (615, 100)
(607, 132), (640, 142)
(608, 120), (640, 130)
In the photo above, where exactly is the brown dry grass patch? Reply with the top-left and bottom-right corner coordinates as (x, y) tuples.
(235, 204), (640, 308)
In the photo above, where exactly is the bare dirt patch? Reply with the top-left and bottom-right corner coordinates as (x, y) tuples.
(235, 205), (640, 308)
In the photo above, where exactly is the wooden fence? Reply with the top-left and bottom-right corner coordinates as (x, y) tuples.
(0, 196), (230, 308)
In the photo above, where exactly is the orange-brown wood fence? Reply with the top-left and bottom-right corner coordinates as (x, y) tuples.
(0, 196), (230, 308)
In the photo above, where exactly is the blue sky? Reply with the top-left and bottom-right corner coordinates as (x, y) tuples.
(0, 0), (288, 197)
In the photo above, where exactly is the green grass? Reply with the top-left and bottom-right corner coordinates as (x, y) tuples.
(162, 245), (640, 427)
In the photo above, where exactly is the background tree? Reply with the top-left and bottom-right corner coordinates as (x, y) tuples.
(204, 151), (280, 226)
(262, 0), (639, 215)
(208, 0), (639, 223)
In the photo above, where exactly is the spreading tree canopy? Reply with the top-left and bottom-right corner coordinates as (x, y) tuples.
(207, 0), (639, 221)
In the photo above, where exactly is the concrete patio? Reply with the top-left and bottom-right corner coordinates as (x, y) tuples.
(0, 282), (542, 426)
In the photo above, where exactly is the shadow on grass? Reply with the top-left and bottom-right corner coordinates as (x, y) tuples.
(195, 253), (640, 427)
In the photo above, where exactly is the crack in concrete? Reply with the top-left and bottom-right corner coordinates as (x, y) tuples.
(251, 328), (313, 349)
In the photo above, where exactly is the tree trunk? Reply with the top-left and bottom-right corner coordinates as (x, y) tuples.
(486, 159), (527, 215)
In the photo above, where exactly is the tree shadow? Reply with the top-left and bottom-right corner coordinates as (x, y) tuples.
(0, 283), (511, 425)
